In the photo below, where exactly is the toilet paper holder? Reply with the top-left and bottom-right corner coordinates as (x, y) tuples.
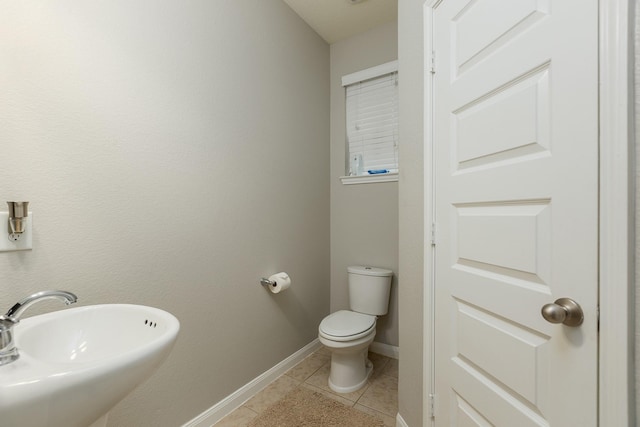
(260, 272), (291, 294)
(260, 277), (276, 287)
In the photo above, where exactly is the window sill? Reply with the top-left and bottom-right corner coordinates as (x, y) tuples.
(340, 173), (399, 185)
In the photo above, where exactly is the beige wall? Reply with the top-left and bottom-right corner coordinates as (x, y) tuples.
(0, 1), (329, 426)
(398, 0), (425, 425)
(329, 21), (399, 347)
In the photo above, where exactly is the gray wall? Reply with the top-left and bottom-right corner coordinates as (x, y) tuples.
(397, 0), (425, 425)
(329, 21), (399, 347)
(0, 1), (329, 426)
(632, 0), (640, 419)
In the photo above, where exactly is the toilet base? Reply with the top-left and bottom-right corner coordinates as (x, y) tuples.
(328, 356), (373, 394)
(318, 318), (377, 395)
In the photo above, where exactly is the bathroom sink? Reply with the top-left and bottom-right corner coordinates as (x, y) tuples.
(0, 304), (180, 427)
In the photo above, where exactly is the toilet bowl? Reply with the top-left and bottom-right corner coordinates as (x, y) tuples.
(318, 266), (392, 394)
(318, 310), (377, 393)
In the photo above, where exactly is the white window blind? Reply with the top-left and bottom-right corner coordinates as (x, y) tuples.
(344, 63), (398, 177)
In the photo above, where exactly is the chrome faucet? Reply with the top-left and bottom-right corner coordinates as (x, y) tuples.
(0, 290), (78, 366)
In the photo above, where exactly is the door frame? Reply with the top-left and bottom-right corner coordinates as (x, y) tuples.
(597, 0), (634, 424)
(421, 0), (635, 426)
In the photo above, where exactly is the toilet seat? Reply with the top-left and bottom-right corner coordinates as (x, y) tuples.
(319, 310), (376, 342)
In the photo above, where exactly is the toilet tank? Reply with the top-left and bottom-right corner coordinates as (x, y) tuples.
(348, 266), (393, 316)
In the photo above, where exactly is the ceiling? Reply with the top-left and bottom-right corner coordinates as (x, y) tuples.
(282, 0), (398, 45)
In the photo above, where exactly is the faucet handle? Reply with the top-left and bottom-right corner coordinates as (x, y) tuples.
(0, 315), (17, 329)
(0, 316), (20, 336)
(0, 316), (19, 364)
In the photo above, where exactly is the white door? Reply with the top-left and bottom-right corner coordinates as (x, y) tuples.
(432, 0), (599, 426)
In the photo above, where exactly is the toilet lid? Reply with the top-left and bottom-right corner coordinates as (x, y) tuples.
(319, 310), (376, 338)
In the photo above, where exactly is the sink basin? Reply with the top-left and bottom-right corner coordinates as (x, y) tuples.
(0, 304), (179, 427)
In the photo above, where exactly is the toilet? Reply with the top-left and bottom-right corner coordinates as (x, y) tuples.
(318, 266), (393, 394)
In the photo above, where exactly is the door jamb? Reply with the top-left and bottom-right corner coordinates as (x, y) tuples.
(598, 0), (634, 425)
(423, 1), (437, 426)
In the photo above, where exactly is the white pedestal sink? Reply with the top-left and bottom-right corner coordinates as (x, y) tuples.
(0, 304), (180, 427)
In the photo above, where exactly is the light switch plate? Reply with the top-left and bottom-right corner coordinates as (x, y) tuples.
(0, 212), (32, 252)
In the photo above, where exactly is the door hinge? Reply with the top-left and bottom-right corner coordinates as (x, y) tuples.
(430, 51), (436, 74)
(429, 393), (436, 418)
(431, 222), (437, 246)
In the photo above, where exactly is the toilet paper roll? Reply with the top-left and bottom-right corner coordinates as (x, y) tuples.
(268, 272), (291, 294)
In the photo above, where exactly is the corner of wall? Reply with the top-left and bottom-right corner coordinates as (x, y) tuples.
(397, 0), (426, 425)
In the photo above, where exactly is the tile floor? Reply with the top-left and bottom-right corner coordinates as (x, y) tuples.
(214, 346), (398, 426)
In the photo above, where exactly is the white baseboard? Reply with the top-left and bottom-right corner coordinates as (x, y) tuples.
(396, 412), (409, 427)
(182, 339), (322, 427)
(370, 341), (399, 359)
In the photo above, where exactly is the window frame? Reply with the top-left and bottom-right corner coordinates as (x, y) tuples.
(340, 60), (399, 185)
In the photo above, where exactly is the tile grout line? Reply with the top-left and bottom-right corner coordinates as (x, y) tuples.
(217, 348), (397, 426)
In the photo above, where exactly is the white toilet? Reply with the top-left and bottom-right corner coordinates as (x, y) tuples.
(318, 266), (393, 394)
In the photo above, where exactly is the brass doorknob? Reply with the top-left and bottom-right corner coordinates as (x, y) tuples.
(541, 298), (584, 326)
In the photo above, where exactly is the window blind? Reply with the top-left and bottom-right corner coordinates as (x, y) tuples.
(345, 70), (398, 176)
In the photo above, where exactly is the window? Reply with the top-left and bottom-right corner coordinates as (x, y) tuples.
(342, 61), (398, 184)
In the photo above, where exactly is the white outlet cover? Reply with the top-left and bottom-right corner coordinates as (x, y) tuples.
(0, 212), (32, 252)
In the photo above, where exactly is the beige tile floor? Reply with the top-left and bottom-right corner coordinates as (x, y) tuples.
(214, 346), (398, 427)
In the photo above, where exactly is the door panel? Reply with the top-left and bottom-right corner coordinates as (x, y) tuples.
(433, 0), (598, 425)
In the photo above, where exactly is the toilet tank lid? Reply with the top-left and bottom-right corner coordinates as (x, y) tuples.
(348, 266), (393, 277)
